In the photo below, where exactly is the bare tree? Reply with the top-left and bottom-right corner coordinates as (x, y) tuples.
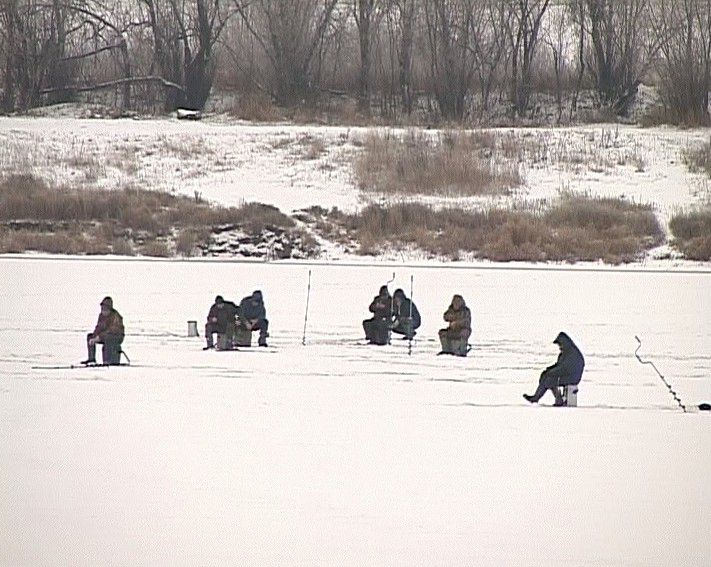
(55, 1), (138, 109)
(0, 0), (65, 111)
(469, 0), (510, 118)
(0, 0), (18, 112)
(234, 0), (339, 106)
(139, 0), (231, 110)
(569, 0), (586, 120)
(353, 0), (383, 113)
(505, 0), (550, 117)
(570, 0), (654, 115)
(424, 0), (478, 121)
(650, 0), (711, 125)
(0, 0), (192, 113)
(386, 0), (418, 115)
(542, 3), (572, 123)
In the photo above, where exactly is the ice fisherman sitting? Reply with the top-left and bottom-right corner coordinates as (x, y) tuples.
(391, 288), (421, 340)
(438, 294), (471, 356)
(237, 290), (269, 347)
(524, 332), (585, 406)
(82, 296), (124, 365)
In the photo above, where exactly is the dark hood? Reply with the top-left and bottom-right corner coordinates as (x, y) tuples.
(554, 332), (575, 350)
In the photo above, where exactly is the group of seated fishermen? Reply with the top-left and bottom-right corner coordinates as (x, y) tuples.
(362, 286), (471, 357)
(204, 290), (269, 350)
(82, 286), (584, 407)
(362, 285), (585, 405)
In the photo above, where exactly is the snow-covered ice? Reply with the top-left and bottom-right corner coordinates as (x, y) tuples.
(1, 257), (709, 566)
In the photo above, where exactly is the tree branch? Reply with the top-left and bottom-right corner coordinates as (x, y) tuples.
(40, 76), (186, 95)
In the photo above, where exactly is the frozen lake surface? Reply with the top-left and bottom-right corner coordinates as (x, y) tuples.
(1, 257), (710, 566)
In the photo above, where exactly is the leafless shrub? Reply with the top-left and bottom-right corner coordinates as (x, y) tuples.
(354, 130), (522, 196)
(669, 208), (711, 260)
(316, 195), (663, 264)
(111, 238), (135, 256)
(230, 92), (282, 122)
(0, 229), (111, 255)
(301, 136), (326, 160)
(154, 135), (214, 161)
(270, 136), (293, 151)
(651, 0), (711, 127)
(682, 138), (711, 178)
(176, 228), (211, 257)
(0, 175), (294, 230)
(108, 145), (140, 176)
(140, 240), (171, 257)
(639, 105), (671, 128)
(0, 174), (299, 257)
(290, 105), (334, 125)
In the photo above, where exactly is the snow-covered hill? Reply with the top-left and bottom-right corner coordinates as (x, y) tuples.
(1, 115), (709, 265)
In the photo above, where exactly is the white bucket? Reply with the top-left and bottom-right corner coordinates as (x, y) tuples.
(187, 320), (199, 337)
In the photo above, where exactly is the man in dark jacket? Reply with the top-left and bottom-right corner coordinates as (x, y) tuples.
(391, 288), (421, 339)
(82, 296), (125, 365)
(204, 295), (239, 350)
(237, 290), (269, 347)
(524, 332), (585, 406)
(363, 285), (392, 345)
(438, 294), (471, 356)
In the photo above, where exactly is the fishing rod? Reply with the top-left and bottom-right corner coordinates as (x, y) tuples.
(386, 272), (395, 345)
(634, 336), (686, 412)
(302, 269), (312, 346)
(408, 274), (414, 356)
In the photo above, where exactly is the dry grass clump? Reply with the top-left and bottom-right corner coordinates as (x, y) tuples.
(315, 195), (663, 264)
(513, 128), (648, 173)
(229, 92), (283, 122)
(153, 135), (215, 161)
(300, 135), (326, 160)
(682, 138), (711, 178)
(669, 208), (711, 260)
(0, 229), (112, 255)
(140, 240), (172, 257)
(355, 130), (522, 197)
(0, 174), (302, 258)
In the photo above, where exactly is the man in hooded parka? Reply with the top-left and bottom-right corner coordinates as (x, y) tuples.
(524, 332), (585, 406)
(391, 288), (421, 339)
(237, 290), (269, 347)
(438, 294), (471, 356)
(204, 295), (239, 349)
(363, 285), (393, 345)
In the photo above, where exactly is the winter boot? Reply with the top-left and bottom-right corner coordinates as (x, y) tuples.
(552, 387), (565, 406)
(258, 330), (269, 347)
(524, 380), (547, 404)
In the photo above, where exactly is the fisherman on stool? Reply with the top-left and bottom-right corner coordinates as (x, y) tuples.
(236, 290), (269, 347)
(82, 296), (124, 365)
(438, 294), (471, 356)
(524, 332), (585, 406)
